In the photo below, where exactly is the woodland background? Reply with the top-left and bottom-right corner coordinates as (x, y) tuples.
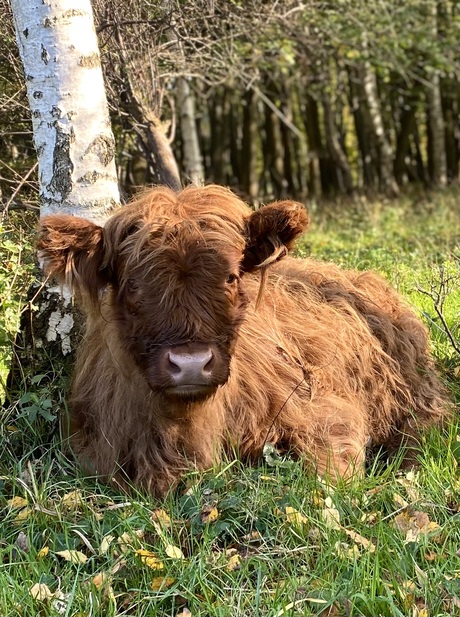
(1, 0), (459, 209)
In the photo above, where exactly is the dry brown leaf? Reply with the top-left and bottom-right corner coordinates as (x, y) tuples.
(7, 496), (28, 509)
(136, 548), (164, 570)
(393, 493), (409, 509)
(151, 576), (176, 591)
(393, 510), (441, 544)
(30, 583), (54, 601)
(201, 505), (219, 524)
(56, 550), (88, 564)
(177, 608), (192, 617)
(165, 544), (185, 560)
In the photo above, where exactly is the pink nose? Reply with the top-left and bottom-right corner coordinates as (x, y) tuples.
(167, 349), (214, 385)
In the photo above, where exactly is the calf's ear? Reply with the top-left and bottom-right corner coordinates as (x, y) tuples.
(37, 214), (109, 305)
(242, 200), (308, 272)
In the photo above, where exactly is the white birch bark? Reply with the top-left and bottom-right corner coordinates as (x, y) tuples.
(10, 0), (120, 224)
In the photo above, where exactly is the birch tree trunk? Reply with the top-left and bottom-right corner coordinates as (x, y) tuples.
(362, 61), (399, 197)
(11, 0), (120, 224)
(9, 0), (120, 378)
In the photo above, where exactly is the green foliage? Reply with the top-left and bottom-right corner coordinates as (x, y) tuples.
(0, 213), (35, 401)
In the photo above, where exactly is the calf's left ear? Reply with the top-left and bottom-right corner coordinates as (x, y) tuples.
(37, 214), (108, 306)
(242, 200), (309, 272)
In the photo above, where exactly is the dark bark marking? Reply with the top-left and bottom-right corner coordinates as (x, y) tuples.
(47, 125), (74, 201)
(84, 134), (115, 166)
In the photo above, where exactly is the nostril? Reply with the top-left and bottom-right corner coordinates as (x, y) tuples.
(167, 352), (183, 375)
(202, 350), (214, 375)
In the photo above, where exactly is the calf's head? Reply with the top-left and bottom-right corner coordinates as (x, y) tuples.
(37, 185), (307, 404)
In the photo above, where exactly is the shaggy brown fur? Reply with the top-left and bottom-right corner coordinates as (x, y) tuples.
(37, 185), (449, 496)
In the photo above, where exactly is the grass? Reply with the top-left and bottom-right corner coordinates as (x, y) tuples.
(0, 188), (459, 617)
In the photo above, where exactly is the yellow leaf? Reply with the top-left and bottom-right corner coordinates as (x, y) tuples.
(92, 572), (108, 590)
(136, 549), (164, 570)
(151, 576), (176, 591)
(201, 506), (219, 524)
(60, 490), (84, 511)
(226, 554), (241, 572)
(37, 546), (49, 559)
(393, 493), (409, 509)
(14, 507), (34, 522)
(117, 530), (144, 553)
(30, 583), (54, 601)
(151, 509), (171, 527)
(285, 506), (309, 527)
(342, 529), (376, 553)
(165, 544), (184, 560)
(56, 550), (88, 564)
(7, 496), (28, 509)
(100, 534), (115, 555)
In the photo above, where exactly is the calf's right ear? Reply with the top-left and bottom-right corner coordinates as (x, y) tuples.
(37, 215), (109, 304)
(242, 200), (308, 272)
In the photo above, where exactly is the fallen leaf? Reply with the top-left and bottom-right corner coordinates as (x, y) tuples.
(117, 530), (144, 553)
(92, 572), (108, 589)
(342, 528), (376, 553)
(16, 531), (29, 552)
(201, 505), (219, 524)
(14, 507), (34, 523)
(60, 490), (84, 511)
(165, 544), (185, 560)
(393, 510), (441, 544)
(177, 608), (192, 617)
(151, 576), (176, 591)
(30, 583), (54, 601)
(37, 546), (49, 559)
(151, 509), (171, 527)
(334, 541), (360, 560)
(100, 534), (115, 555)
(321, 498), (341, 530)
(393, 493), (409, 509)
(136, 548), (164, 570)
(56, 550), (88, 564)
(285, 506), (309, 527)
(7, 496), (28, 509)
(226, 553), (241, 572)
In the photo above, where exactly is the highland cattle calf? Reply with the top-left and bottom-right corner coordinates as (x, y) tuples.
(38, 185), (448, 496)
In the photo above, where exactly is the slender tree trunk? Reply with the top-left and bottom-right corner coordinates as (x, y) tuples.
(11, 0), (120, 223)
(176, 80), (204, 185)
(303, 93), (323, 200)
(393, 101), (418, 185)
(241, 89), (260, 203)
(361, 60), (399, 197)
(323, 97), (354, 194)
(426, 1), (447, 187)
(263, 89), (286, 199)
(209, 87), (226, 184)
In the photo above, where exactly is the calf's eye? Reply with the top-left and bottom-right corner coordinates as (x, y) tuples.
(226, 273), (238, 285)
